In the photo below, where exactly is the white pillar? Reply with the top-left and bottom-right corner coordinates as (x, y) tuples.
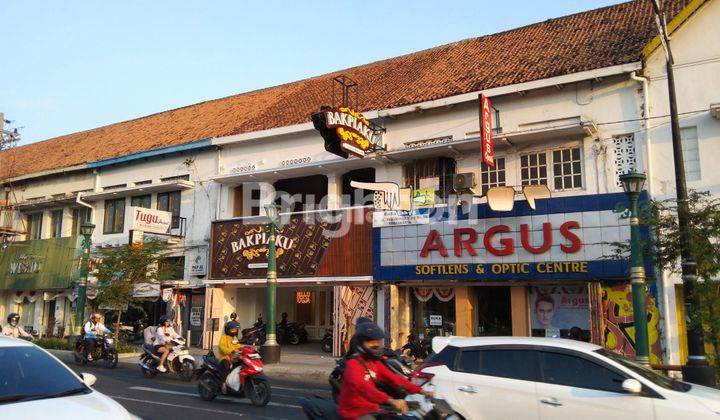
(326, 173), (342, 210)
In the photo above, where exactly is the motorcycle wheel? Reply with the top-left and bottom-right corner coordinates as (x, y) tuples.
(321, 338), (332, 353)
(289, 333), (300, 345)
(141, 364), (157, 378)
(198, 372), (217, 401)
(179, 359), (196, 382)
(104, 349), (119, 369)
(73, 351), (85, 366)
(246, 377), (271, 407)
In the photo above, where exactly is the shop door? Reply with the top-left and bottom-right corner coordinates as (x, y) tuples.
(476, 287), (512, 336)
(411, 288), (456, 339)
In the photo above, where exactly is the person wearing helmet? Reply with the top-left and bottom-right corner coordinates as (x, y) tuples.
(3, 313), (32, 340)
(218, 320), (243, 391)
(337, 322), (433, 419)
(344, 316), (373, 357)
(83, 313), (110, 361)
(154, 315), (181, 372)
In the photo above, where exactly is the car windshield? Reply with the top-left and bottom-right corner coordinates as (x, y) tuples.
(0, 346), (90, 404)
(595, 348), (691, 392)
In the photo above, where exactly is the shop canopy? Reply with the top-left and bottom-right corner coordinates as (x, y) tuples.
(0, 237), (81, 290)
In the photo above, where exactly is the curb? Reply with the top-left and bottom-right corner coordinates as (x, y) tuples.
(46, 349), (140, 363)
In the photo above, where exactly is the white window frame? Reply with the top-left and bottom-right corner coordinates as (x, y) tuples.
(518, 143), (585, 192)
(519, 151), (549, 186)
(480, 156), (507, 195)
(550, 145), (584, 191)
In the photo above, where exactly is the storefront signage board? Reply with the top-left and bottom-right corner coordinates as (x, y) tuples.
(479, 94), (494, 167)
(375, 192), (651, 282)
(128, 206), (172, 234)
(373, 211), (430, 227)
(189, 248), (208, 276)
(429, 314), (443, 326)
(313, 107), (379, 159)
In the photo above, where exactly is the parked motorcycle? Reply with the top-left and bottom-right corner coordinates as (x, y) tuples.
(277, 321), (308, 345)
(139, 337), (196, 381)
(401, 332), (431, 361)
(329, 349), (414, 402)
(73, 335), (119, 369)
(196, 348), (271, 407)
(321, 328), (333, 353)
(299, 394), (459, 419)
(240, 317), (266, 345)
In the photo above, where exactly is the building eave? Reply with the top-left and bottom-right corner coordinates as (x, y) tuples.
(641, 0), (710, 59)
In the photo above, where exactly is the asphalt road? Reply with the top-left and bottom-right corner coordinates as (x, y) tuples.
(70, 363), (331, 420)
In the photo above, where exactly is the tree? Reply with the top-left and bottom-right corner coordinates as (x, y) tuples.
(94, 238), (179, 339)
(612, 191), (720, 376)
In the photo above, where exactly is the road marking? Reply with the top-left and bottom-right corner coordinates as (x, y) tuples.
(128, 386), (301, 408)
(109, 395), (244, 416)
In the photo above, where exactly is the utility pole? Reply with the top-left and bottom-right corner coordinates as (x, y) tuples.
(648, 0), (716, 386)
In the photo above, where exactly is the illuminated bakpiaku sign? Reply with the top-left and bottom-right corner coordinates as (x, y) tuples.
(313, 107), (377, 158)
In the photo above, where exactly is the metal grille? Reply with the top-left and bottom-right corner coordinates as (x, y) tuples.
(613, 134), (637, 187)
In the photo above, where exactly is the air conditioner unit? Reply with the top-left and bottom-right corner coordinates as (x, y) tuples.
(453, 173), (476, 193)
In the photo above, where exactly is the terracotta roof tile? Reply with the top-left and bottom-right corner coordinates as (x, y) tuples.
(1, 0), (688, 179)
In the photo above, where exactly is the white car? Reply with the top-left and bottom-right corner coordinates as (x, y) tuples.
(413, 336), (720, 420)
(0, 335), (138, 419)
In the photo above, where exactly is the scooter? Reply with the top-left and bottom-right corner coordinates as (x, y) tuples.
(73, 335), (119, 369)
(278, 321), (308, 345)
(401, 332), (431, 361)
(139, 337), (196, 381)
(299, 394), (459, 419)
(321, 328), (333, 353)
(196, 347), (272, 407)
(240, 317), (266, 345)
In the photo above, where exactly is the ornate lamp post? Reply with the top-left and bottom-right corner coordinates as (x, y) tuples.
(619, 171), (650, 366)
(260, 204), (281, 364)
(75, 222), (95, 333)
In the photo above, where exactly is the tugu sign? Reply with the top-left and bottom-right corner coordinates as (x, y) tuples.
(210, 215), (342, 279)
(128, 206), (172, 234)
(312, 107), (378, 159)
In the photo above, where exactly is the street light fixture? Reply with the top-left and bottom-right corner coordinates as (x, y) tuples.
(75, 222), (96, 333)
(619, 171), (650, 366)
(261, 204), (281, 364)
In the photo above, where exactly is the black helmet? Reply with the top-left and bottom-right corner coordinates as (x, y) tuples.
(225, 320), (240, 336)
(230, 312), (237, 320)
(353, 322), (386, 360)
(159, 315), (169, 325)
(7, 312), (20, 326)
(355, 316), (372, 326)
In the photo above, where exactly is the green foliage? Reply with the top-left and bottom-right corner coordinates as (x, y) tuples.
(94, 238), (178, 339)
(115, 340), (140, 354)
(34, 337), (74, 351)
(612, 191), (720, 377)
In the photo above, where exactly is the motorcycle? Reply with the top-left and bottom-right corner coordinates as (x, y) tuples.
(329, 349), (414, 402)
(299, 394), (459, 420)
(139, 337), (196, 381)
(196, 347), (272, 407)
(240, 317), (266, 345)
(401, 332), (431, 361)
(73, 335), (119, 369)
(321, 328), (333, 353)
(278, 321), (308, 345)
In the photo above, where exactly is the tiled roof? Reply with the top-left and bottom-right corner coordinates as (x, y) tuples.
(1, 0), (687, 180)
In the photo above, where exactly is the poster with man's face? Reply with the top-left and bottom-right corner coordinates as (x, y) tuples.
(531, 286), (589, 333)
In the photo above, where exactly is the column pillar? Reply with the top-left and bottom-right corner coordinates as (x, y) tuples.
(455, 286), (474, 336)
(326, 172), (343, 210)
(203, 287), (225, 349)
(511, 286), (530, 336)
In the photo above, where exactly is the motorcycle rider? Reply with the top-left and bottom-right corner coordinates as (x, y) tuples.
(345, 316), (372, 357)
(154, 315), (181, 372)
(83, 312), (110, 361)
(219, 320), (243, 391)
(337, 322), (433, 420)
(2, 313), (32, 340)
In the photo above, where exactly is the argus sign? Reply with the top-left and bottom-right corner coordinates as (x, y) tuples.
(128, 206), (172, 234)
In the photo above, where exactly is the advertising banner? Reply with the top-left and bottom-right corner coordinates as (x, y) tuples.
(128, 206), (172, 234)
(480, 94), (494, 167)
(530, 286), (589, 338)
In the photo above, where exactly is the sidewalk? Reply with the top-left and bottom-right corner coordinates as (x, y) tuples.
(47, 345), (336, 384)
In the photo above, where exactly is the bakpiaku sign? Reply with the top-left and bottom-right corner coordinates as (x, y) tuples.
(313, 107), (376, 158)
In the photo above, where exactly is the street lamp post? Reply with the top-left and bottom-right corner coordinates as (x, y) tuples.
(260, 204), (281, 364)
(75, 222), (96, 334)
(620, 171), (650, 366)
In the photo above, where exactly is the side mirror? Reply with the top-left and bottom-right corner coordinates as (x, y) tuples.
(621, 378), (642, 394)
(80, 372), (97, 388)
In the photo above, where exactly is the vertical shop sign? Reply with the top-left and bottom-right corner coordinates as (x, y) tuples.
(479, 94), (494, 167)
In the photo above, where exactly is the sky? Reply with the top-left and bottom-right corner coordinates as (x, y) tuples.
(1, 1), (623, 146)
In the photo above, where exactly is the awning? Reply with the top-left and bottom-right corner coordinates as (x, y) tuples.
(0, 237), (81, 290)
(81, 179), (195, 202)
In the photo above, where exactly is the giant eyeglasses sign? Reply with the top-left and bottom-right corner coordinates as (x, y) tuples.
(312, 107), (377, 159)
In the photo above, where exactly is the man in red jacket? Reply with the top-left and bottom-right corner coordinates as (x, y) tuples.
(337, 322), (433, 419)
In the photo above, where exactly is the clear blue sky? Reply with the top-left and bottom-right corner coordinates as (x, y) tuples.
(1, 1), (622, 145)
